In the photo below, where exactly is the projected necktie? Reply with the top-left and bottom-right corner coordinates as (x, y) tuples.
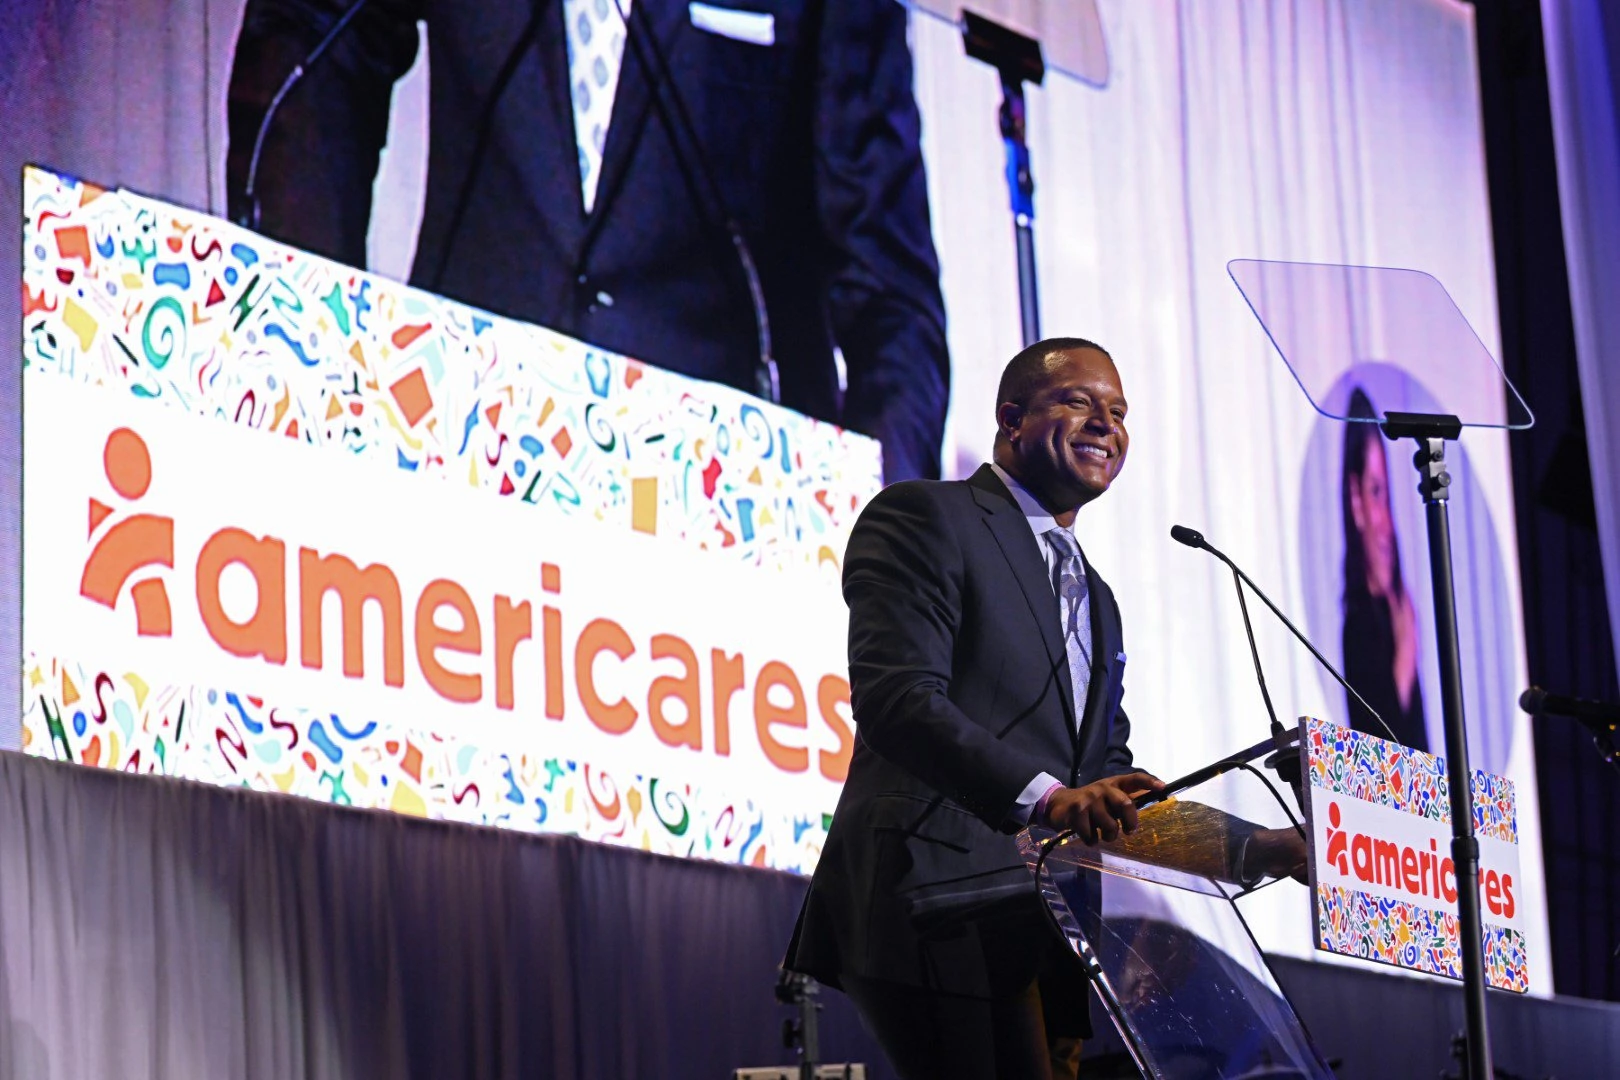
(1044, 526), (1092, 730)
(563, 0), (633, 214)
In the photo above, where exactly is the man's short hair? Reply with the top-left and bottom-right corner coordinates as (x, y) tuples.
(996, 336), (1113, 410)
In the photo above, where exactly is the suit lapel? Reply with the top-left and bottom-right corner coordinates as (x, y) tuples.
(1077, 555), (1121, 759)
(966, 466), (1077, 731)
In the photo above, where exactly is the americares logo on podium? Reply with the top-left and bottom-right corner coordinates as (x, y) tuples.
(1301, 717), (1528, 992)
(1320, 799), (1517, 919)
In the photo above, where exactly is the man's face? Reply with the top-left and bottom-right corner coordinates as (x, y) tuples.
(999, 347), (1130, 513)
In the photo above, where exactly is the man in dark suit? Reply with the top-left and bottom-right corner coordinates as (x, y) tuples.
(225, 0), (948, 482)
(786, 337), (1163, 1079)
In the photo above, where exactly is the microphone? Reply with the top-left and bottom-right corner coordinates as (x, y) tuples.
(1169, 524), (1206, 549)
(239, 0), (376, 232)
(1172, 525), (1299, 809)
(1519, 686), (1620, 728)
(1520, 687), (1618, 769)
(1172, 524), (1401, 745)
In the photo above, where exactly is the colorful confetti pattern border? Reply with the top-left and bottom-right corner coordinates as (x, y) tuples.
(1316, 884), (1528, 993)
(20, 165), (880, 873)
(1304, 717), (1518, 844)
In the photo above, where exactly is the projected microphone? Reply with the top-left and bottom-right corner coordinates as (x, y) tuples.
(604, 0), (778, 404)
(239, 0), (376, 232)
(1171, 525), (1400, 745)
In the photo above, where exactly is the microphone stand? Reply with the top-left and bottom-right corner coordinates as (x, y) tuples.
(240, 0), (375, 231)
(609, 0), (777, 403)
(961, 12), (1045, 348)
(1379, 410), (1493, 1080)
(1170, 526), (1399, 745)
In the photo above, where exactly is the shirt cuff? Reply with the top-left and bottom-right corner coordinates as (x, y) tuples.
(1010, 771), (1065, 828)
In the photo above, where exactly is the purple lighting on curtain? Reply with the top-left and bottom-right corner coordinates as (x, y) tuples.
(1541, 0), (1620, 676)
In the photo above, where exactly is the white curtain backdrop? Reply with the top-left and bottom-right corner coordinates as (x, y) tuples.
(1540, 0), (1620, 678)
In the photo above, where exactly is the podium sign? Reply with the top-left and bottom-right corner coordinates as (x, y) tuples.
(1299, 717), (1528, 991)
(19, 165), (881, 873)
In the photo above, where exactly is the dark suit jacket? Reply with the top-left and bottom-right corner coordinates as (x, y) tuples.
(786, 464), (1136, 999)
(225, 0), (949, 482)
(1342, 590), (1428, 752)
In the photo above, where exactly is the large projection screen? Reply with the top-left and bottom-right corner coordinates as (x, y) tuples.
(20, 165), (878, 872)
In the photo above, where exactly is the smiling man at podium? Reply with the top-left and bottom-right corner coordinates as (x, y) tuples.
(788, 336), (1309, 1079)
(787, 338), (1163, 1080)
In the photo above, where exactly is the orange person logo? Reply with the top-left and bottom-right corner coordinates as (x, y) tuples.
(1324, 801), (1349, 875)
(79, 427), (174, 636)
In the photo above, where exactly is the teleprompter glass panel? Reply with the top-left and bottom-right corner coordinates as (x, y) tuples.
(1228, 259), (1532, 430)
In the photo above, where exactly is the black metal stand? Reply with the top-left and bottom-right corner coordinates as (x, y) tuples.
(962, 12), (1046, 348)
(1380, 411), (1493, 1080)
(1002, 79), (1040, 348)
(775, 971), (822, 1080)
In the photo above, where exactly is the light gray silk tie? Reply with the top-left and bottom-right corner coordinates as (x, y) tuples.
(1044, 526), (1092, 731)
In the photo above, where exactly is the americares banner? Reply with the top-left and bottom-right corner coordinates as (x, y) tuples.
(1302, 717), (1528, 992)
(21, 166), (879, 871)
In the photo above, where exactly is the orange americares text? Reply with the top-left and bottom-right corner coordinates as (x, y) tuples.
(73, 424), (855, 783)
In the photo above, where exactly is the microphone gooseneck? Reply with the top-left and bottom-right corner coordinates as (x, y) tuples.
(241, 0), (377, 231)
(609, 0), (777, 404)
(1223, 547), (1298, 809)
(1230, 567), (1282, 736)
(1171, 524), (1401, 745)
(429, 0), (553, 293)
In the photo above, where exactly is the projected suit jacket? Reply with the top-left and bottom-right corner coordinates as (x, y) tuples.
(786, 464), (1136, 998)
(225, 0), (948, 483)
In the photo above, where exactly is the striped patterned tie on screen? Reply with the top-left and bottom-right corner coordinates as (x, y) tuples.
(1044, 525), (1092, 731)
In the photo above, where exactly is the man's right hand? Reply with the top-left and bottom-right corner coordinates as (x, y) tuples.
(1041, 772), (1164, 844)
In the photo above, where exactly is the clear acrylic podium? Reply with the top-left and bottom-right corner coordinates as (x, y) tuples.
(1018, 739), (1333, 1079)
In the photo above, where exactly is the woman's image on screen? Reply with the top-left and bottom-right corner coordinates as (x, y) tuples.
(1340, 387), (1428, 752)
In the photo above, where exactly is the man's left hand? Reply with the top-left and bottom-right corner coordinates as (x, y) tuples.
(1241, 826), (1310, 884)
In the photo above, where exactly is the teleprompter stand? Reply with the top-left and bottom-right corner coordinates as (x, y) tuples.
(1377, 409), (1493, 1080)
(906, 1), (1113, 347)
(1228, 259), (1540, 1080)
